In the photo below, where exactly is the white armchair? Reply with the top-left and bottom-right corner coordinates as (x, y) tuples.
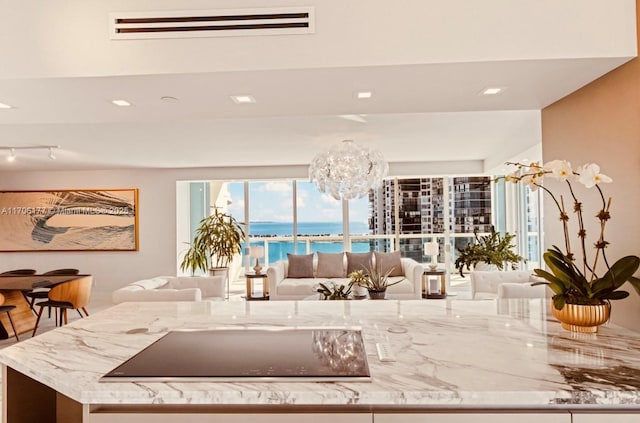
(470, 271), (537, 300)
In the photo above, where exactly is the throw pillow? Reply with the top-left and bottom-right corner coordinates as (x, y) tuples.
(346, 252), (373, 275)
(316, 252), (346, 278)
(287, 253), (314, 278)
(374, 251), (404, 277)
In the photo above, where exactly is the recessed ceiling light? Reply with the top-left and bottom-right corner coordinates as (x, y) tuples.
(230, 95), (256, 104)
(480, 87), (505, 96)
(160, 96), (178, 103)
(0, 102), (13, 109)
(111, 99), (132, 107)
(356, 91), (372, 99)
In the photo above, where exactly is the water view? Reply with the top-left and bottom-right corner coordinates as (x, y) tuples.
(248, 221), (372, 263)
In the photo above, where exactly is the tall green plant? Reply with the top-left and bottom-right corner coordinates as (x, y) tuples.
(180, 209), (245, 275)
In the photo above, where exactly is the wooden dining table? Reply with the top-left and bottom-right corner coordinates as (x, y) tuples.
(0, 274), (91, 339)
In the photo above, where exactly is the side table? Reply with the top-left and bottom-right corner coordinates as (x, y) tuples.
(245, 273), (270, 300)
(422, 269), (446, 299)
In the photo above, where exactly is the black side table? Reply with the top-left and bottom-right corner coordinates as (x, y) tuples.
(422, 269), (446, 299)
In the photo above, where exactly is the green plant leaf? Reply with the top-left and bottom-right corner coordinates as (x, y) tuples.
(532, 269), (565, 295)
(553, 294), (566, 311)
(595, 256), (640, 292)
(601, 290), (629, 300)
(629, 276), (640, 296)
(544, 252), (589, 296)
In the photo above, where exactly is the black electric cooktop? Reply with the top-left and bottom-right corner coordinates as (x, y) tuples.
(101, 328), (371, 382)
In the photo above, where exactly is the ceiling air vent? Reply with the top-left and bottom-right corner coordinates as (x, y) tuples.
(109, 7), (315, 40)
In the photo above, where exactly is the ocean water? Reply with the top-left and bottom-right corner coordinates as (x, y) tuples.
(249, 221), (369, 237)
(248, 221), (372, 263)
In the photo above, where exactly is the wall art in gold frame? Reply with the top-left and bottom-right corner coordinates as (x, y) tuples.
(0, 189), (139, 251)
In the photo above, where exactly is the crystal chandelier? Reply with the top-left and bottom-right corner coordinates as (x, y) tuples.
(309, 140), (389, 200)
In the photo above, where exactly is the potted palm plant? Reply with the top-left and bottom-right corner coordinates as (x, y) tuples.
(180, 208), (246, 277)
(502, 160), (640, 333)
(454, 226), (524, 277)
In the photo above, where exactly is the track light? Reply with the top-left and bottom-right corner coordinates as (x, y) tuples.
(1, 145), (60, 163)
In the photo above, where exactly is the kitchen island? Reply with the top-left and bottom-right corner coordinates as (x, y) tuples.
(1, 299), (640, 423)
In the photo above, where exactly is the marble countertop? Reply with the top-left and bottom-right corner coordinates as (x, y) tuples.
(1, 299), (640, 409)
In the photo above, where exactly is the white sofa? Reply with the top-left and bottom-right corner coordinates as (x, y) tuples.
(112, 276), (225, 304)
(470, 270), (543, 299)
(267, 257), (423, 300)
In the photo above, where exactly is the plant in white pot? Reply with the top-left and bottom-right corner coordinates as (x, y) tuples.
(454, 226), (524, 277)
(180, 208), (246, 277)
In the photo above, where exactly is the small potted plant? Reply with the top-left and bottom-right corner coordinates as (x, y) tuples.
(180, 208), (246, 277)
(349, 266), (404, 300)
(316, 281), (353, 300)
(454, 226), (524, 277)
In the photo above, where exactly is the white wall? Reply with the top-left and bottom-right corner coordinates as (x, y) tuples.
(1, 0), (635, 78)
(541, 2), (640, 331)
(0, 169), (178, 294)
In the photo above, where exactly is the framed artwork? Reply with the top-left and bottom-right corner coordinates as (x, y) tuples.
(0, 189), (139, 252)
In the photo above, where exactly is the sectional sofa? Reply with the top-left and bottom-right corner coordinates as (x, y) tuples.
(266, 251), (423, 300)
(112, 275), (225, 303)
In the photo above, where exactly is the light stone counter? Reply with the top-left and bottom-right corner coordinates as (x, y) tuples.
(1, 299), (640, 419)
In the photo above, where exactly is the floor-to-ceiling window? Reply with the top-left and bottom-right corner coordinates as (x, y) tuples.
(177, 174), (529, 280)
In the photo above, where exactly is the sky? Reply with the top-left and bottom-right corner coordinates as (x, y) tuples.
(226, 181), (370, 223)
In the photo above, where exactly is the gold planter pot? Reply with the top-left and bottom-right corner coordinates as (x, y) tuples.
(551, 302), (611, 333)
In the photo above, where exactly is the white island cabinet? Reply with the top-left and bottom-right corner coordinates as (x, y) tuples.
(374, 414), (570, 423)
(86, 413), (371, 423)
(572, 415), (640, 423)
(1, 300), (640, 422)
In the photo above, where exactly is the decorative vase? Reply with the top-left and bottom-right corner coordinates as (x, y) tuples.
(369, 289), (387, 300)
(352, 285), (368, 298)
(551, 302), (611, 333)
(368, 289), (386, 300)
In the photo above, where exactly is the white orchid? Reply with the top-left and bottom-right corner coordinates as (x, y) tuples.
(544, 160), (573, 180)
(497, 159), (639, 313)
(520, 173), (541, 191)
(577, 163), (613, 188)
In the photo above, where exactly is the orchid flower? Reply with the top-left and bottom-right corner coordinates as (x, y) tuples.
(577, 163), (613, 188)
(544, 160), (573, 180)
(520, 173), (541, 191)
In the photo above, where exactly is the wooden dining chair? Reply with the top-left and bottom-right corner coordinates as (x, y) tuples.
(0, 293), (20, 341)
(0, 269), (37, 276)
(32, 276), (92, 337)
(25, 269), (80, 315)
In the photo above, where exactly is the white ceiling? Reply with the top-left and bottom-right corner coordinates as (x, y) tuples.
(0, 1), (635, 173)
